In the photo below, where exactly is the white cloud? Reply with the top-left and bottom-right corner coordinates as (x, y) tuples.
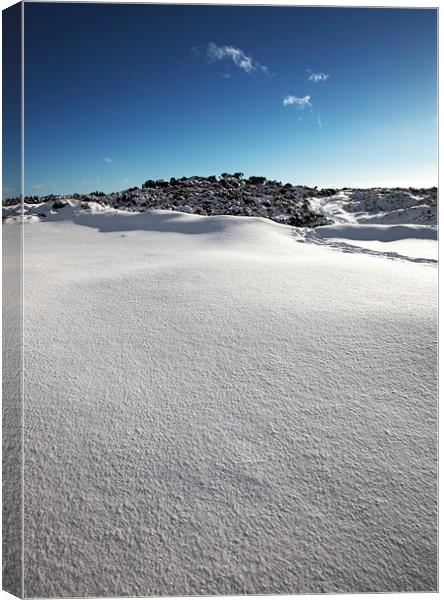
(207, 42), (269, 75)
(283, 95), (311, 108)
(283, 95), (323, 127)
(103, 156), (112, 163)
(308, 71), (330, 83)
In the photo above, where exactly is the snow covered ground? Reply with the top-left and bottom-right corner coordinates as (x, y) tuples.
(2, 187), (437, 596)
(301, 190), (437, 263)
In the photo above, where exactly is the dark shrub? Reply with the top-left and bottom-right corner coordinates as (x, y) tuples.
(318, 188), (337, 197)
(3, 196), (20, 206)
(248, 176), (266, 185)
(142, 180), (157, 189)
(52, 200), (67, 210)
(289, 214), (304, 226)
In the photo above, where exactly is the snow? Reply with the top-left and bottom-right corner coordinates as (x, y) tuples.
(304, 189), (437, 264)
(2, 184), (437, 596)
(312, 188), (437, 225)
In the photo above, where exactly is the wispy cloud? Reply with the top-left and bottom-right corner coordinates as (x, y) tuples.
(283, 95), (312, 108)
(313, 111), (323, 128)
(103, 156), (113, 163)
(308, 70), (330, 83)
(31, 180), (56, 191)
(283, 94), (323, 128)
(207, 42), (269, 75)
(81, 176), (101, 186)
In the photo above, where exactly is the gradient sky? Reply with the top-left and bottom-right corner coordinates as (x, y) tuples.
(16, 2), (438, 196)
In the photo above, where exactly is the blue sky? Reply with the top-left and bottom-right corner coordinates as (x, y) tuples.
(15, 3), (438, 197)
(3, 1), (21, 200)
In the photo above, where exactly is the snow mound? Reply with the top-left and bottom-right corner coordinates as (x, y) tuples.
(3, 207), (435, 596)
(4, 174), (330, 227)
(313, 188), (437, 225)
(4, 181), (437, 265)
(3, 179), (437, 232)
(301, 188), (438, 263)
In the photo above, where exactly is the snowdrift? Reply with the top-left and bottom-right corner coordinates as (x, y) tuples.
(2, 180), (438, 596)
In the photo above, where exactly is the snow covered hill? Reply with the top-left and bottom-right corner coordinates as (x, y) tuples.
(312, 188), (437, 224)
(302, 188), (437, 263)
(4, 174), (330, 227)
(4, 177), (437, 263)
(2, 176), (438, 596)
(3, 175), (437, 229)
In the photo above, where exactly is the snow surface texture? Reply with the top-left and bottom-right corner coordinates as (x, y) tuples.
(2, 224), (23, 598)
(3, 183), (438, 596)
